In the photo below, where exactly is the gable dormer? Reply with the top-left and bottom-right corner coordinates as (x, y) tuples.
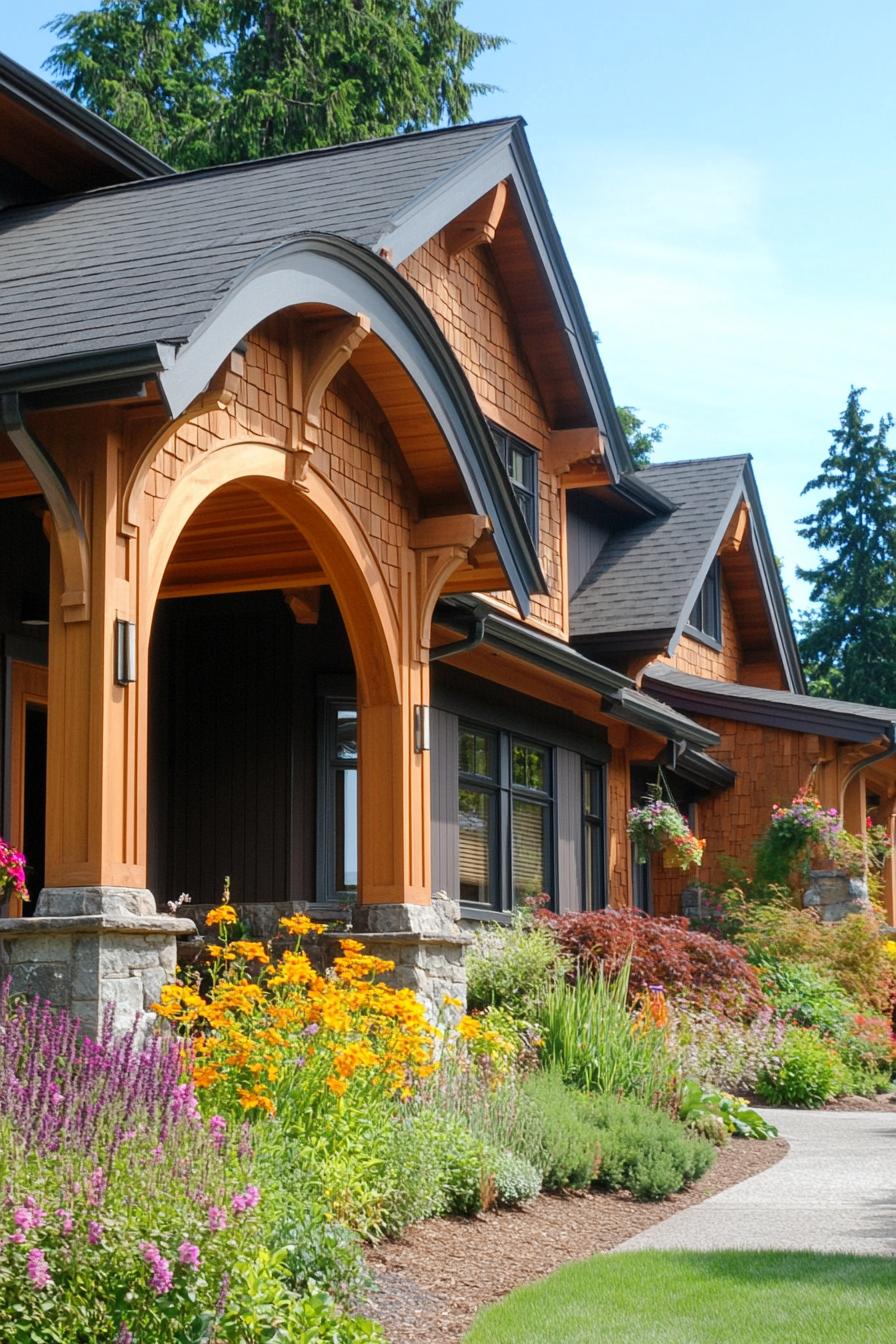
(0, 52), (168, 207)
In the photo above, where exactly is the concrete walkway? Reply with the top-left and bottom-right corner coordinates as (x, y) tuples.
(615, 1109), (896, 1257)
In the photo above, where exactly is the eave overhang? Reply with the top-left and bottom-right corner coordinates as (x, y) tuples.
(435, 595), (719, 750)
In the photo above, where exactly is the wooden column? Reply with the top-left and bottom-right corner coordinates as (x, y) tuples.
(44, 411), (146, 890)
(607, 725), (632, 909)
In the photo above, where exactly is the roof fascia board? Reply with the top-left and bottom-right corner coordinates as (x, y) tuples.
(375, 122), (633, 481)
(643, 676), (883, 744)
(667, 473), (747, 656)
(0, 53), (171, 180)
(742, 461), (805, 692)
(0, 343), (175, 397)
(437, 594), (716, 748)
(155, 234), (543, 613)
(373, 128), (518, 262)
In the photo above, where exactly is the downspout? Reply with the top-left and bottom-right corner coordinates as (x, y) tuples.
(428, 616), (488, 663)
(839, 724), (896, 812)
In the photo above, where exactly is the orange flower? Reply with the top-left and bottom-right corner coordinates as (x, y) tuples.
(205, 904), (238, 928)
(237, 1086), (275, 1114)
(280, 913), (326, 937)
(325, 1075), (349, 1097)
(227, 939), (270, 964)
(192, 1063), (222, 1089)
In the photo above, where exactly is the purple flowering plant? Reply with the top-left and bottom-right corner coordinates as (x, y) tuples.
(0, 984), (260, 1342)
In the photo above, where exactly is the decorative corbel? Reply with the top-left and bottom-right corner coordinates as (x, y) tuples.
(283, 586), (321, 624)
(444, 182), (508, 258)
(287, 314), (371, 486)
(120, 351), (242, 536)
(544, 426), (609, 481)
(720, 500), (751, 554)
(411, 513), (490, 650)
(1, 393), (90, 622)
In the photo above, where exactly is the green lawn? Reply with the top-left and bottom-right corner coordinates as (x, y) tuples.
(463, 1251), (896, 1344)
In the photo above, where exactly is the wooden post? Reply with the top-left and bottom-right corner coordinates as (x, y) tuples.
(44, 413), (146, 890)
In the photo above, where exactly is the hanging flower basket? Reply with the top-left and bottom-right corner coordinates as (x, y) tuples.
(662, 833), (706, 870)
(0, 837), (28, 917)
(627, 798), (688, 863)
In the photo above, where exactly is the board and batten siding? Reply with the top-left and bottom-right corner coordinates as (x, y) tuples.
(554, 746), (583, 912)
(430, 707), (459, 899)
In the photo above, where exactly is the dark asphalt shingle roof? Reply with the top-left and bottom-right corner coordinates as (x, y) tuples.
(569, 455), (749, 641)
(644, 662), (896, 737)
(0, 118), (517, 371)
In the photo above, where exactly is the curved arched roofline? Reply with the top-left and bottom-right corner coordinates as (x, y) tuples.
(157, 233), (544, 615)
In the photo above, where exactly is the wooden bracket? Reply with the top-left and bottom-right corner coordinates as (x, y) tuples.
(288, 314), (371, 483)
(544, 426), (608, 480)
(444, 182), (508, 257)
(720, 500), (750, 554)
(283, 586), (321, 624)
(120, 351), (242, 536)
(412, 514), (490, 649)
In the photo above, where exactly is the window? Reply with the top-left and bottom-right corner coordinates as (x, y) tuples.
(687, 558), (722, 643)
(582, 762), (606, 910)
(317, 692), (358, 900)
(458, 723), (553, 910)
(490, 424), (539, 541)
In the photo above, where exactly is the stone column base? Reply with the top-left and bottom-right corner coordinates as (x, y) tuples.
(0, 886), (194, 1037)
(334, 892), (471, 1020)
(803, 870), (871, 922)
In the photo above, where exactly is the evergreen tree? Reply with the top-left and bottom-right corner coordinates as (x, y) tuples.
(46, 0), (505, 170)
(796, 387), (896, 705)
(616, 405), (666, 470)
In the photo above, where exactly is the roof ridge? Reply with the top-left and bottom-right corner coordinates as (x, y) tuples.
(0, 115), (524, 218)
(642, 453), (752, 471)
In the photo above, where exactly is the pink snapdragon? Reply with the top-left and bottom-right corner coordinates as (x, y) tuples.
(207, 1205), (228, 1231)
(178, 1240), (201, 1269)
(26, 1247), (52, 1289)
(231, 1184), (260, 1216)
(140, 1241), (173, 1295)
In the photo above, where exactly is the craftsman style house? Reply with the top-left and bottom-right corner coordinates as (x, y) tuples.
(1, 47), (894, 979)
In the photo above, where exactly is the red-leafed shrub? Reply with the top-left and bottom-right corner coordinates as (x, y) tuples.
(539, 909), (767, 1021)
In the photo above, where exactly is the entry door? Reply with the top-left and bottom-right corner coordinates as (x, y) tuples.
(8, 661), (48, 916)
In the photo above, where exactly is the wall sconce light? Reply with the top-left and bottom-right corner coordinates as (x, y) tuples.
(114, 619), (137, 686)
(414, 704), (430, 753)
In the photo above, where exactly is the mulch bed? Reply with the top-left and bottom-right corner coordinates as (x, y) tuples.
(364, 1136), (788, 1344)
(821, 1092), (896, 1112)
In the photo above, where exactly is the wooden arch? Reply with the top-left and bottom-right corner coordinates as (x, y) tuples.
(145, 438), (401, 708)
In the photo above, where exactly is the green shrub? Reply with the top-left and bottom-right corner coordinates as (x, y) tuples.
(493, 1150), (542, 1206)
(538, 958), (677, 1106)
(518, 1070), (602, 1190)
(275, 1205), (373, 1310)
(757, 957), (859, 1035)
(583, 1094), (716, 1200)
(678, 1079), (778, 1141)
(756, 1025), (847, 1107)
(466, 908), (569, 1015)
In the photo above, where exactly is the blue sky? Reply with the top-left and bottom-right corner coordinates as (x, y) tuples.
(7, 1), (896, 611)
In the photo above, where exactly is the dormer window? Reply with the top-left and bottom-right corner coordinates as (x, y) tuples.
(490, 423), (538, 541)
(688, 558), (722, 643)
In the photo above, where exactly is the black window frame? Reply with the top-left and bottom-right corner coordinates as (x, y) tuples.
(489, 423), (539, 543)
(457, 719), (555, 912)
(686, 557), (722, 645)
(316, 682), (359, 903)
(582, 760), (607, 911)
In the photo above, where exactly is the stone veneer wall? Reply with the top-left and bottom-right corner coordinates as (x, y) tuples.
(0, 888), (194, 1037)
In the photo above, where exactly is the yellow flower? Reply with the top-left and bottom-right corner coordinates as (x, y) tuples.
(227, 939), (270, 964)
(205, 904), (238, 928)
(326, 1076), (349, 1097)
(280, 913), (326, 937)
(443, 995), (463, 1008)
(237, 1086), (275, 1114)
(457, 1015), (482, 1040)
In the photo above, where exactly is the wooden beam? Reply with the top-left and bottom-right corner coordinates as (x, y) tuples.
(544, 426), (608, 479)
(159, 570), (328, 600)
(721, 499), (750, 553)
(411, 513), (490, 550)
(0, 457), (41, 498)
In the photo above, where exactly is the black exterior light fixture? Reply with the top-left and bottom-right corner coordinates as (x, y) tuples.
(114, 618), (137, 685)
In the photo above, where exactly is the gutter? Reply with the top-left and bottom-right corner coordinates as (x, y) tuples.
(433, 596), (717, 749)
(840, 724), (896, 811)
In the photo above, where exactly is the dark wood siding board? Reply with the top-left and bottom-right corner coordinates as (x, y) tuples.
(555, 746), (582, 912)
(566, 495), (611, 597)
(430, 707), (459, 900)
